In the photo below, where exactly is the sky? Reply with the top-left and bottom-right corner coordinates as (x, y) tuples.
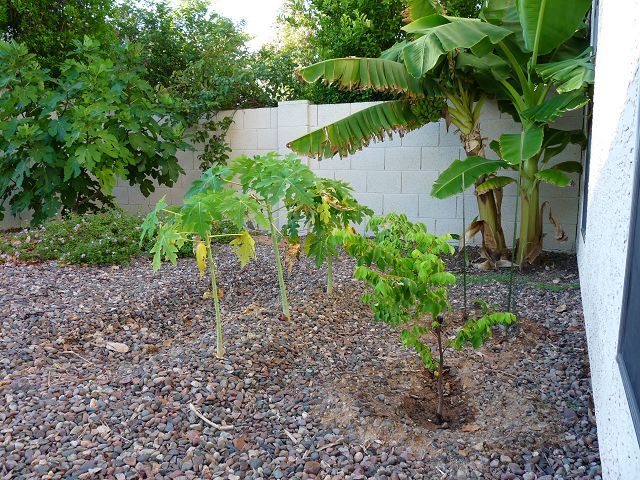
(173, 0), (286, 50)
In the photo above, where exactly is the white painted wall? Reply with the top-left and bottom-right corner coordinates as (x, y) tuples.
(2, 100), (583, 253)
(577, 0), (640, 477)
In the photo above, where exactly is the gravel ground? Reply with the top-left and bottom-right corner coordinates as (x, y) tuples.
(0, 242), (599, 479)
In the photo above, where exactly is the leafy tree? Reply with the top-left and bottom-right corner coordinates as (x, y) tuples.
(0, 37), (188, 224)
(0, 0), (114, 73)
(335, 214), (515, 421)
(294, 178), (373, 293)
(289, 0), (592, 269)
(141, 192), (262, 359)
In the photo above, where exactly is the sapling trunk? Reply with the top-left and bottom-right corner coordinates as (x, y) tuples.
(435, 315), (445, 424)
(205, 236), (224, 358)
(326, 255), (334, 295)
(267, 207), (291, 320)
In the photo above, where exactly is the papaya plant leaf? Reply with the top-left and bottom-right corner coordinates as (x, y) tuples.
(431, 156), (508, 198)
(140, 196), (168, 246)
(151, 224), (182, 271)
(229, 230), (256, 267)
(185, 165), (232, 198)
(195, 241), (207, 277)
(180, 194), (221, 238)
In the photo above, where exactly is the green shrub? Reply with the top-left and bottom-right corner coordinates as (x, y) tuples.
(0, 209), (236, 265)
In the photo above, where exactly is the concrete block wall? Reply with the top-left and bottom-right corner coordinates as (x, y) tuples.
(1, 100), (583, 253)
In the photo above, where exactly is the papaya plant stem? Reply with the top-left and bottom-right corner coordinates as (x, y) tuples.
(205, 235), (224, 359)
(327, 255), (334, 295)
(267, 207), (291, 319)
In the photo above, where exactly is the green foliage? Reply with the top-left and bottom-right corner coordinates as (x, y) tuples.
(0, 0), (114, 73)
(112, 0), (265, 167)
(0, 209), (148, 265)
(335, 213), (514, 374)
(0, 37), (189, 225)
(451, 300), (516, 349)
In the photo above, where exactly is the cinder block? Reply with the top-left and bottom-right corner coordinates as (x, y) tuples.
(434, 218), (464, 237)
(543, 222), (576, 252)
(350, 101), (380, 113)
(313, 156), (351, 170)
(367, 171), (401, 193)
(112, 186), (129, 206)
(317, 103), (351, 125)
(270, 108), (278, 129)
(479, 100), (502, 120)
(420, 194), (457, 218)
(422, 146), (461, 171)
(228, 129), (258, 149)
(369, 133), (402, 148)
(314, 170), (335, 180)
(335, 170), (367, 192)
(438, 122), (460, 146)
(402, 123), (439, 147)
(278, 101), (310, 127)
(279, 126), (309, 151)
(351, 148), (385, 170)
(401, 171), (438, 194)
(383, 194), (419, 217)
(176, 149), (195, 170)
(257, 129), (278, 150)
(352, 193), (384, 215)
(308, 105), (318, 127)
(540, 176), (580, 198)
(243, 108), (272, 129)
(219, 110), (244, 130)
(385, 147), (421, 170)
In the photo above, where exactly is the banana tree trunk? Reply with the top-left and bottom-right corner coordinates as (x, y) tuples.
(463, 129), (508, 263)
(516, 158), (542, 265)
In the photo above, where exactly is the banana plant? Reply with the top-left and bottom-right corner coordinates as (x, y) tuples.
(425, 0), (593, 265)
(287, 0), (515, 268)
(288, 177), (373, 294)
(140, 189), (263, 358)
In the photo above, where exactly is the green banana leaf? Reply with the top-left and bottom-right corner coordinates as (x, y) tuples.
(431, 156), (509, 198)
(297, 58), (426, 98)
(522, 92), (589, 123)
(402, 16), (512, 77)
(516, 0), (592, 56)
(476, 175), (515, 194)
(287, 100), (424, 159)
(535, 168), (572, 187)
(535, 49), (594, 93)
(499, 126), (544, 165)
(552, 161), (583, 174)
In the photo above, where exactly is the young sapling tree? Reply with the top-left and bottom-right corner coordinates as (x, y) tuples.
(293, 177), (372, 294)
(335, 214), (515, 422)
(140, 187), (263, 358)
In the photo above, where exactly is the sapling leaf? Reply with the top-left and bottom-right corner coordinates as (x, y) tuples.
(229, 230), (256, 267)
(140, 196), (168, 246)
(151, 224), (182, 271)
(195, 241), (207, 276)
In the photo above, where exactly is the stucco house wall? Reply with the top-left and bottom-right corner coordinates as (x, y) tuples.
(577, 0), (640, 477)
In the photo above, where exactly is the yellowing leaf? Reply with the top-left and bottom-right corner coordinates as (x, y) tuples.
(195, 241), (207, 277)
(285, 241), (301, 274)
(230, 230), (256, 267)
(317, 198), (331, 225)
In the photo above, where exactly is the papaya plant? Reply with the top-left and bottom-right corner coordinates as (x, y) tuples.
(140, 189), (263, 358)
(188, 153), (319, 320)
(335, 213), (515, 421)
(288, 177), (373, 294)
